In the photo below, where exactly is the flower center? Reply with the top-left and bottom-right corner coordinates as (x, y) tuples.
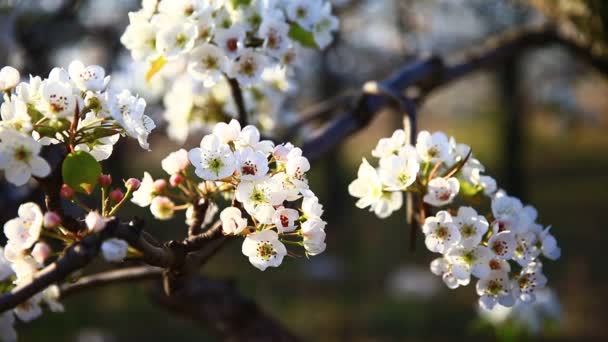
(209, 158), (224, 175)
(461, 224), (476, 238)
(280, 214), (289, 228)
(256, 241), (277, 261)
(239, 57), (256, 76)
(241, 161), (257, 176)
(491, 240), (509, 256)
(175, 33), (188, 48)
(226, 38), (239, 52)
(435, 226), (449, 239)
(14, 146), (30, 161)
(489, 259), (502, 270)
(203, 56), (218, 69)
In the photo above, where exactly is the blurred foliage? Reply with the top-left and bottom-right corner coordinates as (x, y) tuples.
(527, 0), (608, 53)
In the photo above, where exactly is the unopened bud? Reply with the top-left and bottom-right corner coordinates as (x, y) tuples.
(60, 184), (74, 199)
(31, 242), (51, 264)
(125, 178), (141, 191)
(110, 188), (124, 203)
(154, 179), (168, 192)
(86, 211), (107, 233)
(43, 211), (61, 228)
(169, 174), (183, 187)
(98, 174), (112, 186)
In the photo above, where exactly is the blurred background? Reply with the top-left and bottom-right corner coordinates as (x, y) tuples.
(1, 0), (607, 340)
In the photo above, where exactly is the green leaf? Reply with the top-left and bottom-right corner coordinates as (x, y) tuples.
(230, 0), (252, 8)
(146, 56), (167, 82)
(62, 151), (102, 195)
(288, 23), (318, 48)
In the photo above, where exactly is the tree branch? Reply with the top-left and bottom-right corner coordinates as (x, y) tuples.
(59, 266), (162, 298)
(152, 275), (301, 342)
(227, 77), (249, 127)
(301, 24), (608, 161)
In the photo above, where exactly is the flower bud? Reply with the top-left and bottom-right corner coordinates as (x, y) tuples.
(31, 242), (51, 264)
(43, 211), (61, 228)
(109, 188), (124, 203)
(154, 179), (168, 192)
(101, 238), (128, 262)
(85, 211), (107, 232)
(60, 184), (74, 199)
(0, 66), (20, 91)
(125, 178), (141, 191)
(169, 174), (183, 187)
(98, 174), (112, 186)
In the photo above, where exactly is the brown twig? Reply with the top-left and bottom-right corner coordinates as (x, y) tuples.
(59, 266), (162, 298)
(227, 77), (248, 127)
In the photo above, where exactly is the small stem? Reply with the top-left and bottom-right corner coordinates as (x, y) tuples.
(108, 188), (134, 217)
(101, 187), (108, 216)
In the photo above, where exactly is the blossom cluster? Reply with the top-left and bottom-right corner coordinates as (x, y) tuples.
(131, 119), (327, 271)
(349, 129), (561, 310)
(121, 0), (339, 87)
(0, 63), (155, 186)
(162, 65), (294, 143)
(1, 203), (64, 341)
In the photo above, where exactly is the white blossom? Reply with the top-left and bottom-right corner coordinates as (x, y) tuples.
(188, 44), (229, 87)
(453, 206), (489, 249)
(272, 207), (300, 233)
(68, 60), (109, 92)
(161, 149), (190, 175)
(189, 134), (236, 180)
(301, 217), (327, 256)
(131, 172), (157, 207)
(3, 202), (43, 251)
(0, 130), (51, 186)
(220, 207), (248, 235)
(416, 130), (450, 164)
(1, 96), (32, 133)
(155, 20), (198, 59)
(241, 229), (287, 271)
(423, 177), (460, 207)
(348, 158), (402, 218)
(150, 196), (175, 220)
(476, 271), (516, 310)
(422, 211), (461, 254)
(488, 231), (517, 260)
(228, 49), (268, 87)
(115, 90), (155, 150)
(236, 147), (269, 181)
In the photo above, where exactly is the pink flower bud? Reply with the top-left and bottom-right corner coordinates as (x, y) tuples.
(60, 184), (74, 199)
(43, 211), (61, 228)
(125, 178), (141, 191)
(98, 174), (112, 186)
(110, 188), (124, 203)
(31, 242), (51, 264)
(170, 174), (183, 187)
(154, 179), (168, 192)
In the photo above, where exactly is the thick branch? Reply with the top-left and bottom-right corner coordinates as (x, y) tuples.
(152, 275), (301, 342)
(301, 24), (608, 160)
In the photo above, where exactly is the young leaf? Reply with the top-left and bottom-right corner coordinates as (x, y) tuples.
(146, 56), (167, 82)
(288, 23), (318, 48)
(62, 151), (102, 195)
